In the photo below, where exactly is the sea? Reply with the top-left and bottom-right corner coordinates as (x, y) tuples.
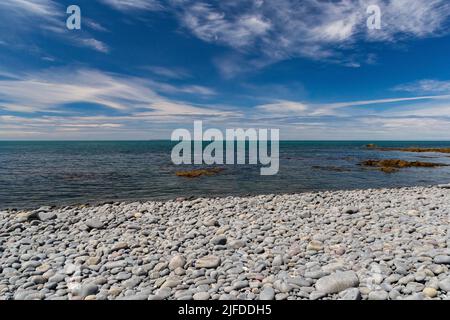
(2, 141), (450, 209)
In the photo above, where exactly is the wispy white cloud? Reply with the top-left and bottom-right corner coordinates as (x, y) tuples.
(100, 0), (162, 11)
(168, 0), (450, 75)
(394, 79), (450, 94)
(79, 38), (110, 53)
(0, 67), (238, 139)
(144, 66), (191, 79)
(254, 95), (450, 117)
(0, 68), (229, 116)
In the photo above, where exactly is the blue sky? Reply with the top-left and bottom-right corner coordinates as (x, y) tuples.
(1, 0), (450, 140)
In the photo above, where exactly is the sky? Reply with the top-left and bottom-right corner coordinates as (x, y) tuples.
(1, 0), (450, 140)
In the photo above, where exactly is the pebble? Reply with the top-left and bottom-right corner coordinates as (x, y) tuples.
(339, 288), (361, 300)
(307, 240), (324, 251)
(85, 219), (105, 229)
(169, 255), (186, 270)
(259, 287), (275, 300)
(193, 292), (210, 300)
(434, 255), (450, 265)
(315, 271), (359, 294)
(423, 287), (438, 298)
(211, 235), (227, 245)
(438, 278), (450, 292)
(195, 256), (221, 269)
(1, 186), (449, 300)
(75, 283), (99, 298)
(368, 290), (389, 300)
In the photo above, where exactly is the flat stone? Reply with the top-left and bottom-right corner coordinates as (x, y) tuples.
(307, 240), (324, 251)
(85, 219), (105, 229)
(37, 212), (57, 221)
(104, 260), (127, 269)
(195, 256), (221, 269)
(233, 280), (249, 290)
(434, 255), (450, 264)
(111, 242), (128, 251)
(117, 294), (149, 300)
(228, 240), (246, 249)
(315, 271), (359, 294)
(203, 219), (219, 227)
(193, 292), (210, 300)
(161, 277), (182, 288)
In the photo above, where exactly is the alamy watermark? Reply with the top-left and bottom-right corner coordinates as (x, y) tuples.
(64, 4), (382, 31)
(367, 5), (382, 30)
(171, 121), (280, 176)
(66, 5), (81, 30)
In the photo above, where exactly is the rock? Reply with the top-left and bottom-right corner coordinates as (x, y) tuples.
(310, 291), (327, 300)
(116, 272), (131, 281)
(203, 219), (219, 227)
(233, 280), (249, 290)
(75, 283), (99, 298)
(111, 242), (128, 251)
(339, 288), (361, 300)
(403, 293), (425, 300)
(228, 240), (246, 249)
(85, 219), (105, 229)
(37, 212), (57, 221)
(117, 294), (149, 300)
(16, 211), (38, 222)
(195, 256), (221, 269)
(434, 255), (450, 264)
(315, 271), (359, 294)
(438, 278), (450, 292)
(259, 287), (275, 300)
(423, 287), (438, 298)
(193, 292), (210, 300)
(211, 235), (227, 245)
(86, 256), (101, 266)
(48, 273), (65, 283)
(161, 277), (182, 288)
(31, 275), (47, 285)
(343, 206), (359, 214)
(307, 240), (324, 251)
(64, 264), (78, 275)
(368, 290), (389, 300)
(104, 260), (127, 269)
(169, 255), (186, 270)
(272, 255), (283, 267)
(14, 290), (42, 300)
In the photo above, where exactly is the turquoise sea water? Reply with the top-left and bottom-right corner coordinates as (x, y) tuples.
(2, 141), (450, 209)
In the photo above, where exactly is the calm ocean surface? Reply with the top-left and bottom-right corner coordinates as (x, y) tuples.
(2, 141), (450, 209)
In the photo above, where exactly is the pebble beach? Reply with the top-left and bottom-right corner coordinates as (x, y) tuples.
(1, 185), (449, 300)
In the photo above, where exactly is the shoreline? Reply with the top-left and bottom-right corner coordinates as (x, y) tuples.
(3, 183), (449, 212)
(1, 185), (449, 300)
